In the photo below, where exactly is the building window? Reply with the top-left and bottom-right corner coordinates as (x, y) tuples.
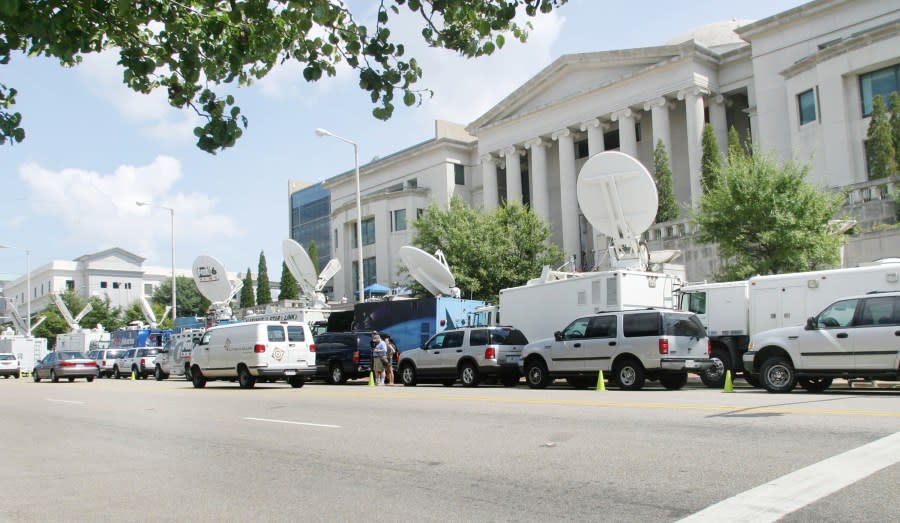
(391, 209), (407, 232)
(144, 283), (153, 295)
(454, 163), (465, 185)
(417, 208), (424, 219)
(635, 122), (641, 142)
(334, 228), (338, 249)
(113, 282), (120, 289)
(575, 139), (589, 159)
(352, 257), (378, 292)
(406, 178), (418, 189)
(798, 88), (817, 125)
(100, 281), (108, 289)
(125, 282), (132, 289)
(65, 280), (74, 291)
(860, 64), (900, 116)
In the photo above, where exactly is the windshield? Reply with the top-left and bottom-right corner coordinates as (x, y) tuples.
(0, 354), (16, 361)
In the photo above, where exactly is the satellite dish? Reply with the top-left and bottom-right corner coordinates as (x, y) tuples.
(139, 296), (158, 328)
(192, 255), (233, 303)
(577, 151), (658, 270)
(282, 239), (342, 307)
(399, 246), (459, 297)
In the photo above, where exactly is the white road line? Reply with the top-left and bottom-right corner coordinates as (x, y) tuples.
(679, 431), (900, 523)
(46, 399), (85, 405)
(243, 417), (340, 429)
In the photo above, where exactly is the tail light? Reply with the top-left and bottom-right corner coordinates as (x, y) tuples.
(86, 361), (96, 367)
(484, 346), (496, 360)
(708, 340), (712, 357)
(254, 344), (266, 353)
(352, 350), (360, 364)
(309, 343), (316, 353)
(60, 361), (76, 367)
(102, 360), (106, 366)
(658, 339), (669, 355)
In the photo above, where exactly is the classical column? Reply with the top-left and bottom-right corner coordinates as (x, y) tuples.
(678, 86), (708, 207)
(611, 108), (637, 157)
(709, 94), (728, 154)
(580, 118), (606, 156)
(644, 97), (673, 160)
(552, 128), (579, 266)
(500, 146), (523, 204)
(480, 154), (499, 211)
(524, 138), (550, 221)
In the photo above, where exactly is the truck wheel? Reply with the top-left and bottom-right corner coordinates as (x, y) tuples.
(613, 358), (645, 391)
(191, 367), (207, 389)
(700, 349), (731, 388)
(659, 373), (688, 390)
(184, 364), (192, 381)
(154, 365), (165, 381)
(760, 357), (796, 393)
(238, 366), (256, 389)
(400, 363), (417, 387)
(525, 360), (551, 389)
(328, 363), (346, 385)
(113, 366), (121, 379)
(288, 377), (305, 388)
(459, 361), (480, 387)
(798, 377), (832, 393)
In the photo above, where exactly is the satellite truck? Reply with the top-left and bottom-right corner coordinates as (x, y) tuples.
(51, 293), (111, 353)
(474, 151), (684, 345)
(0, 297), (49, 372)
(678, 259), (900, 387)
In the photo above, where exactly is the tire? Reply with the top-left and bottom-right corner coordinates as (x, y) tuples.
(525, 359), (551, 389)
(798, 377), (832, 393)
(400, 363), (417, 387)
(700, 349), (732, 388)
(191, 367), (207, 389)
(328, 363), (346, 385)
(288, 377), (305, 388)
(760, 357), (796, 393)
(459, 361), (480, 388)
(184, 364), (192, 381)
(50, 370), (59, 383)
(659, 373), (688, 390)
(113, 366), (122, 379)
(501, 374), (519, 387)
(613, 359), (645, 391)
(87, 376), (94, 383)
(238, 366), (256, 389)
(566, 377), (591, 389)
(33, 371), (40, 383)
(155, 365), (165, 381)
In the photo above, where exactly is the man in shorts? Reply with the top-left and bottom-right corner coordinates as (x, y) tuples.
(372, 333), (388, 386)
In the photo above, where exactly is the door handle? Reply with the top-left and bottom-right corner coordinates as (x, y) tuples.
(609, 341), (617, 346)
(895, 331), (900, 336)
(456, 349), (462, 353)
(574, 343), (581, 348)
(204, 347), (209, 350)
(836, 333), (848, 339)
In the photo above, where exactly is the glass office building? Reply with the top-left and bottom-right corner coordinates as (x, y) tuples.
(290, 183), (332, 273)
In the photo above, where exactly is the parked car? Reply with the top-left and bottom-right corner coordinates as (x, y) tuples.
(0, 353), (20, 378)
(112, 348), (161, 379)
(520, 308), (713, 390)
(398, 326), (527, 387)
(87, 348), (126, 378)
(312, 331), (379, 384)
(745, 291), (900, 393)
(32, 351), (97, 383)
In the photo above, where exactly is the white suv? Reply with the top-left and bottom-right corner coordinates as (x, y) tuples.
(520, 308), (712, 390)
(745, 291), (900, 393)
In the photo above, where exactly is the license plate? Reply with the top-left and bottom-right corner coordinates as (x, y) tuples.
(684, 360), (696, 368)
(505, 355), (520, 363)
(284, 370), (297, 376)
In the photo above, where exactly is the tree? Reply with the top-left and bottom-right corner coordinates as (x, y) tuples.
(307, 240), (320, 275)
(727, 126), (746, 164)
(151, 276), (211, 319)
(79, 295), (125, 333)
(865, 95), (899, 179)
(701, 123), (722, 192)
(256, 251), (272, 305)
(279, 262), (299, 301)
(410, 197), (563, 302)
(692, 150), (845, 281)
(653, 139), (679, 223)
(890, 91), (900, 166)
(240, 268), (255, 308)
(1, 1), (566, 152)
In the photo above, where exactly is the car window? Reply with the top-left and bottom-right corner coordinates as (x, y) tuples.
(663, 314), (706, 338)
(287, 325), (306, 342)
(138, 348), (160, 357)
(491, 328), (528, 345)
(58, 352), (84, 360)
(0, 354), (15, 361)
(817, 299), (858, 328)
(267, 325), (286, 342)
(586, 316), (617, 338)
(680, 291), (706, 315)
(109, 350), (125, 359)
(563, 317), (590, 339)
(443, 331), (465, 348)
(856, 296), (896, 326)
(623, 312), (661, 337)
(425, 334), (445, 350)
(43, 353), (56, 363)
(469, 329), (489, 347)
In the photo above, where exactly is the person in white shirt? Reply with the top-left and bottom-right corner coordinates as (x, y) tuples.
(372, 333), (388, 386)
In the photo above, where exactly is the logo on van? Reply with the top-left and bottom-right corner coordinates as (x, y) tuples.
(272, 348), (285, 361)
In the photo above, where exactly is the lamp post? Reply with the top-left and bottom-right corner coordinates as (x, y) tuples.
(136, 201), (176, 324)
(0, 245), (30, 336)
(315, 127), (365, 304)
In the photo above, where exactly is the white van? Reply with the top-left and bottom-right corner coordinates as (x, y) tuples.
(189, 321), (316, 389)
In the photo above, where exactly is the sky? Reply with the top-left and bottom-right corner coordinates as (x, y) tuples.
(0, 0), (808, 282)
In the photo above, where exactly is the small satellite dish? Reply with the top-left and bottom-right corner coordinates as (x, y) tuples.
(577, 151), (658, 270)
(399, 246), (459, 297)
(192, 255), (233, 303)
(283, 239), (341, 307)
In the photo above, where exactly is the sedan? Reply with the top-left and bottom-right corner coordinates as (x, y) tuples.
(33, 351), (97, 383)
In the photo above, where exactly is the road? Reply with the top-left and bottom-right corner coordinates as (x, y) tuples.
(2, 376), (899, 522)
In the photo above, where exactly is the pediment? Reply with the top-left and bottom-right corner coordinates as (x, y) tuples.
(74, 248), (146, 272)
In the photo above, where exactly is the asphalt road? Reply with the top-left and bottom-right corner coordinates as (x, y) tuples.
(2, 376), (898, 522)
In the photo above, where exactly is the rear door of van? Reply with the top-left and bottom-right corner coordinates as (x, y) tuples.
(263, 323), (314, 373)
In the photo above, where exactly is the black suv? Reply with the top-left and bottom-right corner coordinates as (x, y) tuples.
(313, 331), (380, 384)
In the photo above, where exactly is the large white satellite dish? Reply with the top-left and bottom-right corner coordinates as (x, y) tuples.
(399, 246), (459, 297)
(192, 255), (233, 303)
(577, 151), (658, 270)
(282, 239), (341, 307)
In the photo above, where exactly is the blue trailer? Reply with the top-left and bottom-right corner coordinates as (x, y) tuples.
(353, 297), (485, 352)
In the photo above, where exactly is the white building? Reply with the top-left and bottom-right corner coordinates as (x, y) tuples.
(317, 0), (900, 298)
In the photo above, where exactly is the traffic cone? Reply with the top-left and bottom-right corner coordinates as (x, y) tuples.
(596, 370), (606, 391)
(130, 370), (137, 381)
(723, 370), (734, 393)
(368, 371), (375, 387)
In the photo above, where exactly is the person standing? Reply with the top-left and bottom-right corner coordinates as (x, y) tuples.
(372, 333), (388, 386)
(383, 335), (398, 386)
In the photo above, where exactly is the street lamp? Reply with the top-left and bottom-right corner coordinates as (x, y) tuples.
(315, 127), (366, 304)
(136, 201), (176, 324)
(0, 244), (30, 336)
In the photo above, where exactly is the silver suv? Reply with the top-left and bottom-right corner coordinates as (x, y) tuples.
(398, 326), (527, 387)
(520, 308), (712, 390)
(745, 291), (900, 393)
(88, 348), (126, 378)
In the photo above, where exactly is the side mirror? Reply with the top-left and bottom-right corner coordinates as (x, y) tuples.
(805, 317), (817, 330)
(554, 331), (563, 342)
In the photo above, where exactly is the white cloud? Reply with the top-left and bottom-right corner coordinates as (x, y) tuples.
(19, 156), (240, 265)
